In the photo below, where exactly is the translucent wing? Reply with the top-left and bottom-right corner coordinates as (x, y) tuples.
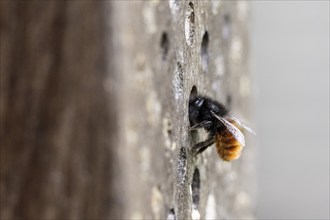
(228, 115), (256, 135)
(210, 111), (246, 147)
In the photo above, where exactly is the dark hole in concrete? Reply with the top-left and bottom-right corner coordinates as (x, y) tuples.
(160, 32), (169, 60)
(185, 2), (195, 46)
(189, 86), (198, 127)
(187, 2), (195, 23)
(188, 2), (194, 10)
(167, 208), (176, 220)
(189, 86), (197, 101)
(191, 167), (200, 208)
(226, 94), (232, 109)
(167, 120), (172, 137)
(201, 31), (209, 72)
(222, 13), (231, 40)
(224, 13), (231, 24)
(189, 11), (195, 24)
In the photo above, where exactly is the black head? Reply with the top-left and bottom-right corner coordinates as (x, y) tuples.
(189, 96), (204, 125)
(189, 95), (229, 130)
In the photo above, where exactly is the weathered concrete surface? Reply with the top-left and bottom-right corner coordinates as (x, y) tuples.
(113, 1), (255, 219)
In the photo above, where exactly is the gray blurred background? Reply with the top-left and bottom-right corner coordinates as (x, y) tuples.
(251, 1), (329, 219)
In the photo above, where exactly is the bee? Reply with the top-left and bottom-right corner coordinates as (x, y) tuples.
(189, 95), (255, 161)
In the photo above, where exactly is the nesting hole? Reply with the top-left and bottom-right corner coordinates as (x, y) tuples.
(185, 2), (195, 46)
(166, 119), (172, 137)
(191, 167), (200, 208)
(189, 86), (198, 127)
(201, 31), (209, 73)
(188, 1), (194, 10)
(224, 13), (231, 24)
(226, 94), (232, 109)
(160, 32), (169, 60)
(222, 13), (231, 39)
(187, 2), (195, 26)
(189, 86), (198, 101)
(167, 208), (176, 220)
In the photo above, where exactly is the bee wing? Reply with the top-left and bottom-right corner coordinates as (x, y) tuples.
(210, 111), (246, 147)
(228, 115), (256, 135)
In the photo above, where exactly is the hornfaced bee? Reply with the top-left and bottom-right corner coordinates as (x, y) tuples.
(189, 95), (255, 161)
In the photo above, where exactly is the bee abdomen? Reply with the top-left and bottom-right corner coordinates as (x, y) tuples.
(215, 133), (243, 161)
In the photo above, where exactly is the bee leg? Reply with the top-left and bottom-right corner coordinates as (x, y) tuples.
(189, 121), (212, 131)
(193, 136), (215, 154)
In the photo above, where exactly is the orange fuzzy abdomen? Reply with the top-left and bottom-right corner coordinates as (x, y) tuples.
(215, 122), (243, 161)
